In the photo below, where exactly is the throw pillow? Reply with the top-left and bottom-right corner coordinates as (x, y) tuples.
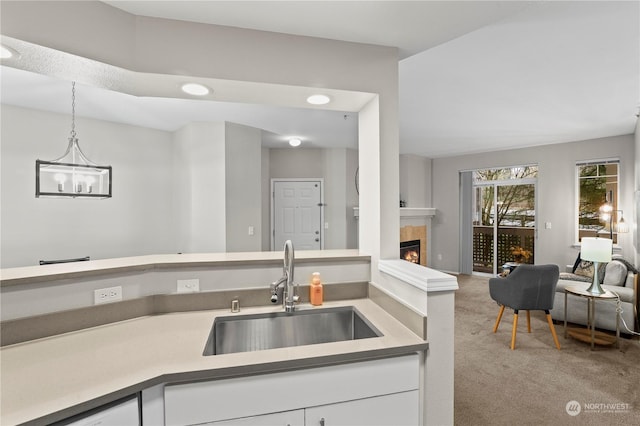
(610, 255), (638, 274)
(603, 260), (627, 286)
(572, 252), (606, 282)
(574, 260), (594, 278)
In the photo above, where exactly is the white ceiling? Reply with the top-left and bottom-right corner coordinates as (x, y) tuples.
(2, 1), (638, 157)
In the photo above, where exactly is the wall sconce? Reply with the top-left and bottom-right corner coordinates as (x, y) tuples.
(36, 82), (112, 198)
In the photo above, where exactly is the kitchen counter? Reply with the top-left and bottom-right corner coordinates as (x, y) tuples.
(0, 298), (427, 425)
(0, 249), (367, 287)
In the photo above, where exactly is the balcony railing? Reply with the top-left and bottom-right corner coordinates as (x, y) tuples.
(473, 226), (535, 273)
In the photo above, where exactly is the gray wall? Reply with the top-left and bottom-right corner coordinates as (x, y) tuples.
(173, 122), (227, 254)
(0, 105), (359, 267)
(225, 122), (263, 252)
(400, 154), (432, 207)
(0, 105), (175, 268)
(430, 134), (635, 273)
(635, 120), (640, 264)
(268, 148), (359, 250)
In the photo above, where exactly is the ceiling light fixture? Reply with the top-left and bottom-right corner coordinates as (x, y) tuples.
(306, 94), (330, 105)
(289, 138), (302, 147)
(36, 81), (112, 198)
(181, 83), (210, 96)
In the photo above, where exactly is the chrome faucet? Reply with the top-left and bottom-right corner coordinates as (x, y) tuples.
(270, 240), (299, 312)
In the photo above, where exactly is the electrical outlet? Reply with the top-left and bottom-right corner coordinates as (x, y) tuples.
(94, 286), (122, 304)
(177, 279), (200, 293)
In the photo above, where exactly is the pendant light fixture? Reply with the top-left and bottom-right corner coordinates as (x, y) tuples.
(36, 81), (112, 198)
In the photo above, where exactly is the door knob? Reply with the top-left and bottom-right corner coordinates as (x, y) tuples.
(315, 238), (319, 242)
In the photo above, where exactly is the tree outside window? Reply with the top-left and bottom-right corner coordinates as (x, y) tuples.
(474, 166), (537, 227)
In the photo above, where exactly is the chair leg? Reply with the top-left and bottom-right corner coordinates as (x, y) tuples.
(511, 310), (519, 350)
(493, 305), (505, 333)
(526, 310), (531, 333)
(546, 310), (561, 350)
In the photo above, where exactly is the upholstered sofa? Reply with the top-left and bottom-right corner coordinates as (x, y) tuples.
(550, 256), (638, 334)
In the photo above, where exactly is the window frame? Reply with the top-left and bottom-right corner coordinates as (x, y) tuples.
(575, 158), (620, 244)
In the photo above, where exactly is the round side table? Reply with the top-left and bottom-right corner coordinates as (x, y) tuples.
(564, 285), (620, 350)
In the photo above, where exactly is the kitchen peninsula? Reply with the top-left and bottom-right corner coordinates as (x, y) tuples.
(1, 250), (457, 425)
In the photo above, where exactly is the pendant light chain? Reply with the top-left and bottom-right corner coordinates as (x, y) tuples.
(70, 81), (76, 139)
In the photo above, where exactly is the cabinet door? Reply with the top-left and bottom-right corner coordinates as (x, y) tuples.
(62, 397), (140, 426)
(164, 354), (419, 425)
(305, 390), (419, 426)
(208, 409), (304, 426)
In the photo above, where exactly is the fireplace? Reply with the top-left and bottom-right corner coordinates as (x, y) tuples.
(400, 239), (421, 264)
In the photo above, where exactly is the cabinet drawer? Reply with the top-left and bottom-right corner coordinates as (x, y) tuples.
(208, 409), (304, 426)
(306, 390), (419, 426)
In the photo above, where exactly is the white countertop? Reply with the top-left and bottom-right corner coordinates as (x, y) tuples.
(0, 250), (367, 286)
(0, 298), (426, 425)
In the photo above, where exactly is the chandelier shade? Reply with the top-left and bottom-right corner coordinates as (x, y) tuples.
(35, 81), (112, 199)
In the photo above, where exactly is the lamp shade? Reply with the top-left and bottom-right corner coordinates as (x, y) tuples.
(616, 218), (629, 233)
(580, 237), (612, 263)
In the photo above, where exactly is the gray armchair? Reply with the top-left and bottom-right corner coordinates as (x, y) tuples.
(489, 264), (561, 350)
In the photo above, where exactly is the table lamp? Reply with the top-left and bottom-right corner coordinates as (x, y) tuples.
(580, 237), (612, 295)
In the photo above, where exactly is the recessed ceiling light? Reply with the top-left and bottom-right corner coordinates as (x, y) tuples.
(181, 83), (210, 96)
(306, 94), (330, 105)
(0, 44), (18, 59)
(289, 138), (302, 147)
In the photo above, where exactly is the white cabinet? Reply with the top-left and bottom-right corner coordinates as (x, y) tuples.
(206, 391), (418, 426)
(164, 354), (419, 426)
(305, 391), (419, 426)
(63, 396), (139, 426)
(209, 409), (304, 425)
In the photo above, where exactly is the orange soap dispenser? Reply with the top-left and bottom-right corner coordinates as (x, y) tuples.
(310, 272), (323, 306)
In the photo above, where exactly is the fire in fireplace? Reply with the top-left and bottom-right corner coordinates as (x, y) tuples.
(400, 240), (420, 264)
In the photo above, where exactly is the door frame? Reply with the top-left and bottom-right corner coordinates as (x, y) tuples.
(270, 178), (325, 251)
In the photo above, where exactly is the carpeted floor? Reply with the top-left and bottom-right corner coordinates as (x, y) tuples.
(453, 274), (640, 425)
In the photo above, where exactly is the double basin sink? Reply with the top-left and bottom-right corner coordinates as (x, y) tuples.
(203, 306), (382, 356)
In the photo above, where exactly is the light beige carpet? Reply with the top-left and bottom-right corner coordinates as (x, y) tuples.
(453, 274), (639, 425)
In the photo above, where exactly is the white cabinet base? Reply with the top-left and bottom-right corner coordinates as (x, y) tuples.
(165, 354), (419, 426)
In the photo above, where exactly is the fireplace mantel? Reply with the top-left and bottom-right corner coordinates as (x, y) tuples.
(353, 207), (436, 218)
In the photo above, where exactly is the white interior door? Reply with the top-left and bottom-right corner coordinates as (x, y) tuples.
(272, 180), (323, 251)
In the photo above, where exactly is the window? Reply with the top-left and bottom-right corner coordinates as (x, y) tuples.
(577, 160), (619, 243)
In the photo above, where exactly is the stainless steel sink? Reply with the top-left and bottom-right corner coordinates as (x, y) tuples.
(203, 306), (382, 356)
